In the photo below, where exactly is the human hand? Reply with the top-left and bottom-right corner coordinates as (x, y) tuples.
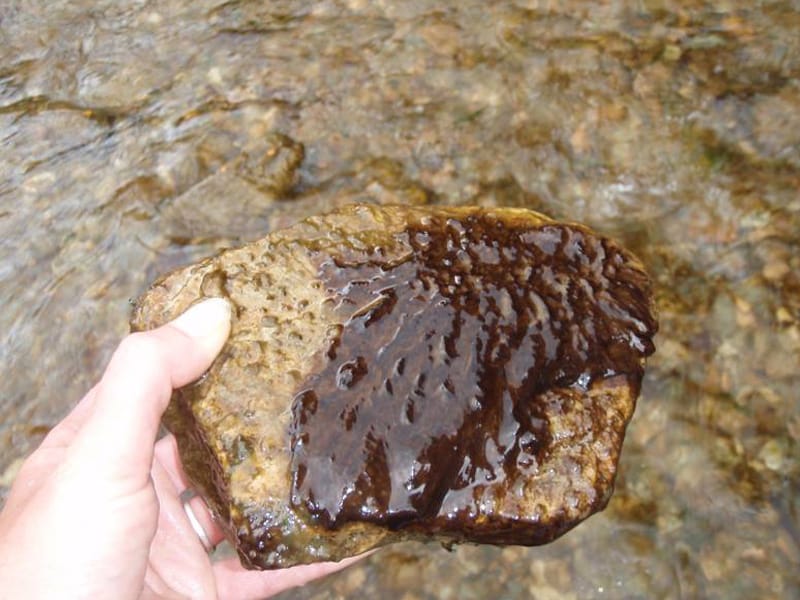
(0, 298), (358, 600)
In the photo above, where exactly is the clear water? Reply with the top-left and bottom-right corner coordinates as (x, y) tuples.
(1, 2), (798, 598)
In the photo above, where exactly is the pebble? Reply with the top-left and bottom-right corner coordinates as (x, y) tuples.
(0, 458), (24, 487)
(762, 260), (790, 281)
(757, 439), (785, 472)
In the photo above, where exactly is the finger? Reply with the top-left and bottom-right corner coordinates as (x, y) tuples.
(154, 434), (191, 491)
(154, 435), (228, 548)
(67, 298), (231, 489)
(146, 456), (218, 599)
(214, 554), (370, 600)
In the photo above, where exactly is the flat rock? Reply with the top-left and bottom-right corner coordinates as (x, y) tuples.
(131, 204), (658, 569)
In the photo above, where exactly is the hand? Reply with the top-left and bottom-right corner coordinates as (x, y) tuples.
(0, 298), (357, 599)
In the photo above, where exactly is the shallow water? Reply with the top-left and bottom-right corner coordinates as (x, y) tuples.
(1, 1), (798, 598)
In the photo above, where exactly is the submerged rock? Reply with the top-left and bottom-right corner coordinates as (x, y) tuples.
(131, 204), (657, 569)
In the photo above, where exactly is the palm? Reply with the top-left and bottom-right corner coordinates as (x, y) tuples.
(144, 435), (355, 600)
(0, 304), (360, 600)
(3, 428), (355, 600)
(142, 437), (217, 599)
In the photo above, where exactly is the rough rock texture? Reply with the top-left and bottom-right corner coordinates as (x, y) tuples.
(131, 204), (657, 569)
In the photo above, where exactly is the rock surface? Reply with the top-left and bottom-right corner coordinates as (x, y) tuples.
(131, 204), (657, 569)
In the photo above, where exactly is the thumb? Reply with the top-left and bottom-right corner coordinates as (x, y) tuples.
(67, 297), (231, 487)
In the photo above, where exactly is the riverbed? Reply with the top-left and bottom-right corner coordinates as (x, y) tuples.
(1, 2), (798, 598)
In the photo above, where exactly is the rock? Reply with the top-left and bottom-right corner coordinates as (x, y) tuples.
(131, 204), (658, 569)
(160, 133), (305, 242)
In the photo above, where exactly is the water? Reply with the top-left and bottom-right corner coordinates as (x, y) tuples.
(1, 1), (798, 598)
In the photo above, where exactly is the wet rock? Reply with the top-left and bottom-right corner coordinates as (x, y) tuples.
(161, 171), (277, 241)
(233, 132), (305, 196)
(131, 204), (657, 569)
(160, 134), (305, 241)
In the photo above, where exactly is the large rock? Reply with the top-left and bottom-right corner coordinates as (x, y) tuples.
(131, 204), (658, 569)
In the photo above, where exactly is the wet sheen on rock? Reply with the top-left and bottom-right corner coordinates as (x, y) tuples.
(289, 213), (656, 533)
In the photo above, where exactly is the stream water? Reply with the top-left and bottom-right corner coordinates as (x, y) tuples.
(1, 2), (798, 598)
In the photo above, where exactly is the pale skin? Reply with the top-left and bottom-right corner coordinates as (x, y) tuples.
(0, 298), (358, 599)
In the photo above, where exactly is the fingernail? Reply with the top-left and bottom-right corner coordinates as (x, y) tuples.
(171, 297), (232, 342)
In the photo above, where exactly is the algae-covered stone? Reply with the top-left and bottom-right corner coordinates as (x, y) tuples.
(131, 204), (657, 569)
